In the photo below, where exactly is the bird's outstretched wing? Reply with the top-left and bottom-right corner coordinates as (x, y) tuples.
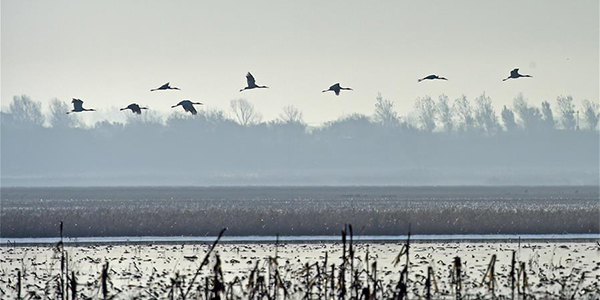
(72, 99), (84, 110)
(161, 82), (170, 89)
(510, 69), (519, 77)
(331, 83), (340, 90)
(246, 73), (256, 86)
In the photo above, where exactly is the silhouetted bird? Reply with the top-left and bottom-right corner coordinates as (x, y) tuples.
(67, 99), (96, 114)
(322, 83), (353, 96)
(240, 72), (269, 92)
(120, 103), (148, 114)
(151, 82), (180, 91)
(503, 69), (532, 81)
(418, 74), (448, 82)
(171, 100), (203, 115)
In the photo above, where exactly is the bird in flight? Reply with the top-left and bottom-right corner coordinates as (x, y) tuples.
(67, 99), (95, 114)
(171, 100), (203, 115)
(151, 82), (180, 91)
(240, 72), (269, 92)
(120, 103), (148, 114)
(322, 83), (353, 96)
(418, 74), (448, 82)
(503, 69), (532, 81)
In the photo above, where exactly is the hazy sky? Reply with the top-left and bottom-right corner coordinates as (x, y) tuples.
(2, 0), (598, 125)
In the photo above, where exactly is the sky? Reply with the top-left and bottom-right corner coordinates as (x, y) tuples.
(2, 0), (598, 126)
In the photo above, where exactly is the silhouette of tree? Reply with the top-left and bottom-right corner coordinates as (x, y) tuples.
(49, 99), (81, 128)
(556, 95), (576, 130)
(125, 109), (163, 126)
(513, 93), (543, 132)
(581, 99), (599, 131)
(414, 95), (437, 132)
(437, 94), (453, 133)
(501, 105), (517, 132)
(373, 93), (400, 128)
(453, 95), (474, 133)
(7, 95), (45, 127)
(230, 99), (262, 127)
(279, 105), (304, 124)
(540, 101), (555, 131)
(474, 92), (499, 134)
(320, 113), (374, 139)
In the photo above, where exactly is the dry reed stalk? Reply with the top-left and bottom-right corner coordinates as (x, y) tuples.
(453, 256), (462, 300)
(510, 251), (516, 300)
(101, 261), (109, 300)
(182, 227), (226, 300)
(70, 271), (77, 300)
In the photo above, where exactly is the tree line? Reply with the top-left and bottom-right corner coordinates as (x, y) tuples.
(1, 92), (598, 186)
(2, 92), (598, 133)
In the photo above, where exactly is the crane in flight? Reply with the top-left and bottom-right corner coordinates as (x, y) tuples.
(322, 83), (353, 96)
(240, 72), (269, 92)
(418, 74), (448, 82)
(67, 99), (96, 114)
(171, 100), (203, 115)
(120, 103), (148, 114)
(151, 82), (180, 91)
(503, 69), (532, 81)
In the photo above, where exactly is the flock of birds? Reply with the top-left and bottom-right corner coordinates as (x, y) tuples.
(66, 69), (533, 115)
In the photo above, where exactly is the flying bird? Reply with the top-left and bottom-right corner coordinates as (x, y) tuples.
(151, 82), (180, 91)
(322, 83), (353, 96)
(418, 74), (448, 82)
(503, 69), (532, 81)
(67, 99), (95, 114)
(171, 100), (203, 115)
(240, 72), (269, 92)
(120, 103), (148, 114)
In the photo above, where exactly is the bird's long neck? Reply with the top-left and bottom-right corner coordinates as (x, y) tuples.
(341, 87), (352, 90)
(258, 85), (268, 89)
(522, 75), (532, 78)
(84, 108), (95, 111)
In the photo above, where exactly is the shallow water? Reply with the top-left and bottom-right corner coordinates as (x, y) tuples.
(2, 234), (599, 246)
(1, 241), (599, 299)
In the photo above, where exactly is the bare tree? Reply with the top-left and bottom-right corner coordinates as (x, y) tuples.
(437, 94), (453, 133)
(415, 95), (437, 132)
(453, 95), (474, 132)
(501, 105), (517, 132)
(230, 99), (262, 127)
(556, 95), (576, 130)
(581, 99), (599, 131)
(474, 92), (500, 134)
(7, 95), (45, 127)
(513, 93), (542, 131)
(49, 99), (81, 128)
(540, 101), (555, 131)
(279, 105), (304, 124)
(373, 93), (400, 128)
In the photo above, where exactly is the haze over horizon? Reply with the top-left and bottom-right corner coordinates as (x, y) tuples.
(2, 0), (598, 125)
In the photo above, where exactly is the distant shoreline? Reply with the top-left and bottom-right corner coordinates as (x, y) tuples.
(3, 234), (598, 247)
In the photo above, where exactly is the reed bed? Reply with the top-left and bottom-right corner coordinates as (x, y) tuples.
(2, 186), (598, 237)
